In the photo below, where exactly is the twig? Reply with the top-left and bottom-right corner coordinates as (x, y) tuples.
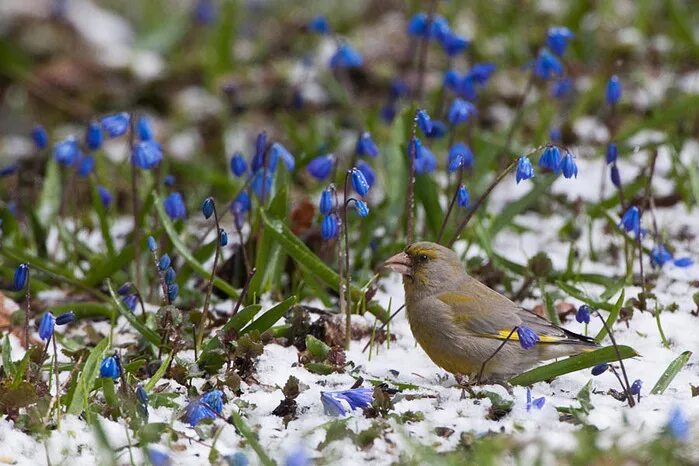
(342, 171), (352, 350)
(232, 267), (257, 316)
(477, 327), (517, 383)
(196, 200), (222, 351)
(595, 312), (635, 407)
(437, 164), (464, 243)
(361, 304), (405, 353)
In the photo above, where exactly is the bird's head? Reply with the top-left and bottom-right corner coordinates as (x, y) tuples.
(383, 241), (464, 295)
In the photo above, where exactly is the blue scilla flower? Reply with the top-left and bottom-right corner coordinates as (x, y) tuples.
(158, 254), (171, 271)
(538, 145), (561, 173)
(123, 294), (138, 311)
(202, 389), (224, 414)
(0, 164), (17, 177)
(202, 197), (215, 219)
(515, 156), (534, 184)
(308, 15), (329, 34)
(666, 407), (689, 441)
(443, 69), (461, 92)
(449, 143), (474, 170)
(226, 452), (249, 466)
(321, 388), (374, 416)
(517, 326), (539, 349)
(233, 191), (251, 213)
(416, 109), (432, 136)
(330, 42), (363, 69)
(546, 27), (574, 56)
(164, 192), (187, 220)
(606, 75), (622, 105)
(389, 79), (409, 99)
(77, 154), (95, 178)
(575, 305), (591, 324)
(560, 151), (578, 179)
(673, 257), (693, 267)
(532, 48), (563, 80)
(117, 282), (132, 296)
(164, 175), (175, 187)
(551, 78), (574, 99)
(457, 75), (477, 101)
(619, 206), (641, 239)
(99, 356), (120, 379)
(165, 267), (176, 285)
(137, 115), (154, 141)
(591, 363), (609, 376)
(429, 15), (450, 42)
(526, 388), (546, 412)
(54, 136), (79, 166)
(606, 143), (618, 164)
(13, 263), (28, 291)
(457, 185), (470, 208)
(219, 229), (228, 246)
(610, 164), (621, 188)
(321, 214), (339, 240)
(147, 448), (171, 466)
(414, 142), (436, 174)
(630, 379), (642, 396)
(549, 127), (562, 143)
(407, 12), (428, 37)
(307, 154), (334, 180)
(86, 121), (103, 151)
(425, 120), (447, 139)
(230, 152), (247, 177)
(380, 103), (396, 124)
(38, 312), (55, 341)
(100, 112), (130, 138)
(147, 236), (158, 252)
(356, 132), (379, 157)
(468, 63), (496, 86)
(132, 140), (163, 169)
(285, 447), (309, 466)
(270, 143), (295, 172)
(354, 200), (369, 218)
(251, 170), (274, 199)
(32, 125), (48, 150)
(56, 311), (75, 325)
(650, 244), (673, 268)
(441, 31), (469, 57)
(448, 152), (464, 172)
(185, 399), (217, 427)
(167, 284), (179, 302)
(356, 161), (375, 188)
(319, 188), (334, 215)
(447, 98), (477, 125)
(351, 168), (370, 196)
(193, 0), (217, 25)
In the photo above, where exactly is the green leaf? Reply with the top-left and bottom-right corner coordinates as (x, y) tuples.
(37, 157), (62, 229)
(305, 335), (331, 360)
(154, 194), (240, 299)
(223, 305), (262, 332)
(107, 280), (161, 346)
(577, 380), (593, 414)
(595, 290), (625, 343)
(557, 280), (618, 312)
(414, 175), (443, 240)
(89, 180), (115, 257)
(83, 245), (134, 287)
(229, 411), (275, 466)
(509, 345), (639, 386)
(67, 338), (110, 415)
(240, 296), (297, 335)
(650, 351), (692, 395)
(144, 353), (173, 392)
(489, 177), (555, 235)
(304, 362), (334, 375)
(11, 348), (33, 389)
(2, 335), (16, 379)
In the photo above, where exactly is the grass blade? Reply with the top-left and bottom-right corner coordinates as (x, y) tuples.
(650, 351), (692, 395)
(240, 296), (297, 335)
(107, 280), (161, 346)
(67, 337), (110, 415)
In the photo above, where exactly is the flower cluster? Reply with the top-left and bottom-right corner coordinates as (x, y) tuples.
(320, 387), (374, 416)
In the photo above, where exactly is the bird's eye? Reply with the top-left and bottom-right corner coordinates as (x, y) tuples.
(419, 254), (429, 262)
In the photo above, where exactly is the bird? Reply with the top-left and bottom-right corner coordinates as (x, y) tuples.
(383, 241), (598, 382)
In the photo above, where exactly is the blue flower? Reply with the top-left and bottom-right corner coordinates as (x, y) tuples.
(147, 236), (158, 252)
(389, 79), (409, 99)
(414, 145), (437, 174)
(356, 161), (375, 188)
(666, 406), (689, 441)
(132, 140), (163, 169)
(38, 312), (55, 341)
(425, 120), (447, 139)
(441, 31), (469, 57)
(610, 164), (621, 187)
(122, 294), (138, 312)
(443, 69), (461, 92)
(546, 27), (574, 56)
(526, 388), (545, 411)
(606, 75), (622, 105)
(233, 191), (251, 213)
(147, 448), (171, 466)
(630, 379), (642, 396)
(407, 13), (428, 37)
(380, 103), (396, 123)
(230, 153), (247, 177)
(285, 447), (309, 466)
(164, 192), (187, 220)
(226, 452), (249, 466)
(551, 78), (574, 99)
(53, 136), (79, 166)
(448, 152), (464, 172)
(457, 185), (469, 208)
(320, 388), (374, 416)
(308, 15), (329, 34)
(158, 254), (171, 271)
(560, 151), (578, 179)
(202, 389), (224, 414)
(32, 125), (48, 150)
(100, 112), (130, 138)
(354, 200), (369, 218)
(457, 75), (477, 100)
(136, 115), (154, 141)
(86, 121), (103, 150)
(99, 356), (120, 379)
(416, 109), (433, 136)
(0, 164), (17, 177)
(219, 229), (228, 246)
(56, 311), (76, 325)
(321, 214), (339, 240)
(467, 63), (496, 86)
(673, 257), (693, 268)
(13, 263), (28, 291)
(202, 197), (215, 219)
(538, 145), (561, 173)
(319, 188), (334, 216)
(164, 175), (175, 187)
(165, 267), (176, 285)
(251, 170), (274, 199)
(270, 143), (295, 172)
(449, 143), (474, 170)
(532, 48), (563, 80)
(549, 127), (562, 143)
(330, 42), (363, 69)
(429, 15), (450, 41)
(117, 283), (132, 296)
(355, 132), (379, 157)
(575, 305), (591, 324)
(167, 284), (179, 302)
(193, 0), (217, 25)
(516, 156), (535, 183)
(77, 154), (95, 177)
(650, 244), (673, 268)
(447, 98), (477, 125)
(618, 206), (641, 239)
(351, 168), (370, 196)
(591, 363), (609, 376)
(185, 399), (217, 427)
(606, 143), (617, 164)
(517, 326), (539, 349)
(307, 154), (334, 180)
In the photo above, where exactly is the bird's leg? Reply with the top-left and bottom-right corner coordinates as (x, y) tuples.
(453, 373), (476, 399)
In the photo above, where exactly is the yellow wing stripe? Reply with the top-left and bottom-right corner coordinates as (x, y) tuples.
(490, 329), (565, 343)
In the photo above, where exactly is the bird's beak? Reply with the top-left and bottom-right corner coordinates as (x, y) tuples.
(383, 252), (412, 276)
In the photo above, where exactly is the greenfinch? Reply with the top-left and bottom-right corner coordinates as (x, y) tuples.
(384, 241), (598, 381)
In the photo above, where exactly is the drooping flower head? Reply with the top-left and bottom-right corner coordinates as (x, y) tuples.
(184, 399), (217, 427)
(546, 27), (574, 56)
(606, 143), (618, 164)
(86, 121), (103, 151)
(449, 143), (474, 170)
(355, 132), (379, 158)
(517, 326), (539, 349)
(538, 145), (561, 173)
(591, 363), (609, 376)
(164, 192), (187, 220)
(13, 263), (28, 291)
(630, 379), (642, 396)
(319, 187), (334, 216)
(99, 355), (120, 379)
(202, 197), (215, 219)
(560, 151), (578, 179)
(516, 156), (535, 184)
(132, 140), (163, 169)
(100, 112), (131, 138)
(416, 109), (433, 136)
(53, 136), (80, 166)
(308, 15), (330, 35)
(650, 244), (673, 268)
(666, 407), (689, 441)
(38, 312), (55, 341)
(137, 115), (154, 141)
(307, 154), (334, 181)
(351, 168), (370, 197)
(457, 185), (469, 208)
(230, 152), (248, 177)
(447, 98), (477, 125)
(32, 125), (48, 150)
(320, 388), (374, 416)
(77, 154), (95, 178)
(356, 161), (375, 188)
(618, 206), (641, 239)
(354, 200), (369, 218)
(201, 389), (224, 414)
(441, 31), (469, 56)
(329, 42), (363, 69)
(532, 48), (563, 80)
(575, 305), (591, 324)
(468, 63), (496, 86)
(606, 75), (622, 105)
(321, 214), (339, 240)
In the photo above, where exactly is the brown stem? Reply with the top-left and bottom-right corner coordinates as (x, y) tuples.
(595, 312), (635, 407)
(437, 164), (464, 243)
(24, 270), (31, 347)
(414, 0), (438, 103)
(196, 202), (222, 351)
(478, 326), (518, 383)
(52, 334), (61, 426)
(232, 267), (257, 316)
(129, 115), (142, 292)
(406, 111), (418, 245)
(342, 171), (352, 350)
(361, 304), (405, 353)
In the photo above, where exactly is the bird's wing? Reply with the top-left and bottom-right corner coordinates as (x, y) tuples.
(516, 308), (597, 345)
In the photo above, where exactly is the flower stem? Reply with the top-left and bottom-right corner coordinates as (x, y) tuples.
(129, 115), (142, 293)
(232, 267), (257, 316)
(414, 0), (438, 103)
(595, 312), (635, 407)
(196, 202), (222, 351)
(24, 270), (31, 347)
(406, 117), (418, 245)
(52, 334), (61, 428)
(342, 171), (352, 350)
(437, 164), (464, 243)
